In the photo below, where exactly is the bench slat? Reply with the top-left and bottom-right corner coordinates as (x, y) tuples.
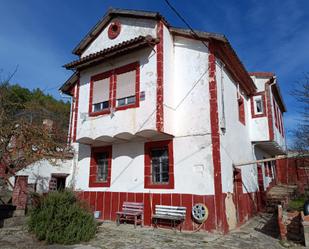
(155, 205), (186, 210)
(123, 202), (144, 206)
(152, 214), (185, 220)
(116, 211), (142, 215)
(155, 211), (185, 216)
(155, 208), (186, 213)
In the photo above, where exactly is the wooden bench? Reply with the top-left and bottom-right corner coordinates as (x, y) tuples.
(152, 205), (186, 231)
(116, 202), (144, 228)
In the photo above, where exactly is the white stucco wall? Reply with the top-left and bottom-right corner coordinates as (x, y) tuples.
(173, 37), (210, 136)
(9, 159), (73, 193)
(77, 47), (157, 141)
(217, 63), (258, 193)
(82, 17), (157, 57)
(270, 91), (286, 149)
(74, 136), (214, 195)
(162, 24), (174, 135)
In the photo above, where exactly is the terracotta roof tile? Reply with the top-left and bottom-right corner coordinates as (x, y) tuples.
(64, 35), (159, 70)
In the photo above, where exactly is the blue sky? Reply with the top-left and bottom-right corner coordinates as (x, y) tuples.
(1, 0), (308, 146)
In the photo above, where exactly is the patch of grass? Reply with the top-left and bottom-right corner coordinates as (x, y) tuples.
(288, 197), (305, 211)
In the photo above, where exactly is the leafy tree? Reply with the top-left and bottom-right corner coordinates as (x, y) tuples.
(0, 78), (72, 191)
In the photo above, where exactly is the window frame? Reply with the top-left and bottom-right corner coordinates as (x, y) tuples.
(238, 96), (246, 125)
(89, 146), (112, 187)
(89, 71), (113, 117)
(144, 140), (174, 189)
(251, 92), (266, 118)
(88, 62), (140, 117)
(114, 62), (140, 111)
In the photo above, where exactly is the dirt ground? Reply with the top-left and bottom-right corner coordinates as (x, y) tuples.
(0, 213), (304, 249)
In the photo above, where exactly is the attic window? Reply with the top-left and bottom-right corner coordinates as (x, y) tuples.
(108, 20), (121, 39)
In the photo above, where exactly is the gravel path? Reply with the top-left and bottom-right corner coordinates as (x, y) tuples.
(0, 213), (304, 249)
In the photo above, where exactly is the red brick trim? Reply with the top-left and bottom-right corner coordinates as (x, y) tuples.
(144, 140), (174, 189)
(250, 92), (266, 118)
(89, 146), (112, 188)
(238, 96), (246, 125)
(108, 20), (121, 40)
(265, 82), (274, 141)
(88, 62), (140, 117)
(72, 80), (80, 142)
(156, 21), (164, 132)
(208, 41), (228, 233)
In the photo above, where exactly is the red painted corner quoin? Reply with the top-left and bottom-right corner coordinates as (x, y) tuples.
(72, 80), (80, 142)
(265, 82), (274, 141)
(209, 42), (228, 233)
(156, 21), (164, 132)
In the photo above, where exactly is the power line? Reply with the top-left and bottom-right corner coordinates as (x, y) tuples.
(163, 0), (209, 49)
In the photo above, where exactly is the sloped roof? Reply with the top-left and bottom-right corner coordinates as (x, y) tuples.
(64, 35), (159, 70)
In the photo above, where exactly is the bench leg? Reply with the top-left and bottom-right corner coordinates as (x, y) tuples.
(141, 214), (144, 227)
(116, 214), (120, 226)
(134, 215), (137, 228)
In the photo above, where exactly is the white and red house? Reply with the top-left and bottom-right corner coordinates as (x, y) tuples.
(60, 8), (287, 233)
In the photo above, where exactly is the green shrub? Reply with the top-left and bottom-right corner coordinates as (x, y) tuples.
(28, 190), (96, 244)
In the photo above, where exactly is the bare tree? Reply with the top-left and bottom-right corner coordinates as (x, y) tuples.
(291, 73), (309, 152)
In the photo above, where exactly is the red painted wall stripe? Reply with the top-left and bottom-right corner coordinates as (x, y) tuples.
(208, 42), (228, 233)
(156, 21), (164, 132)
(72, 81), (80, 142)
(265, 82), (274, 141)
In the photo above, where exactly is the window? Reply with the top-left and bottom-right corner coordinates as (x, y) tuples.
(89, 146), (112, 187)
(251, 93), (266, 118)
(89, 73), (111, 116)
(238, 96), (246, 125)
(115, 63), (139, 110)
(89, 62), (139, 116)
(144, 140), (174, 189)
(96, 152), (109, 182)
(151, 148), (169, 184)
(254, 96), (263, 114)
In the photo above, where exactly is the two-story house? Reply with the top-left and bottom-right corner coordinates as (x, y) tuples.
(60, 8), (286, 233)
